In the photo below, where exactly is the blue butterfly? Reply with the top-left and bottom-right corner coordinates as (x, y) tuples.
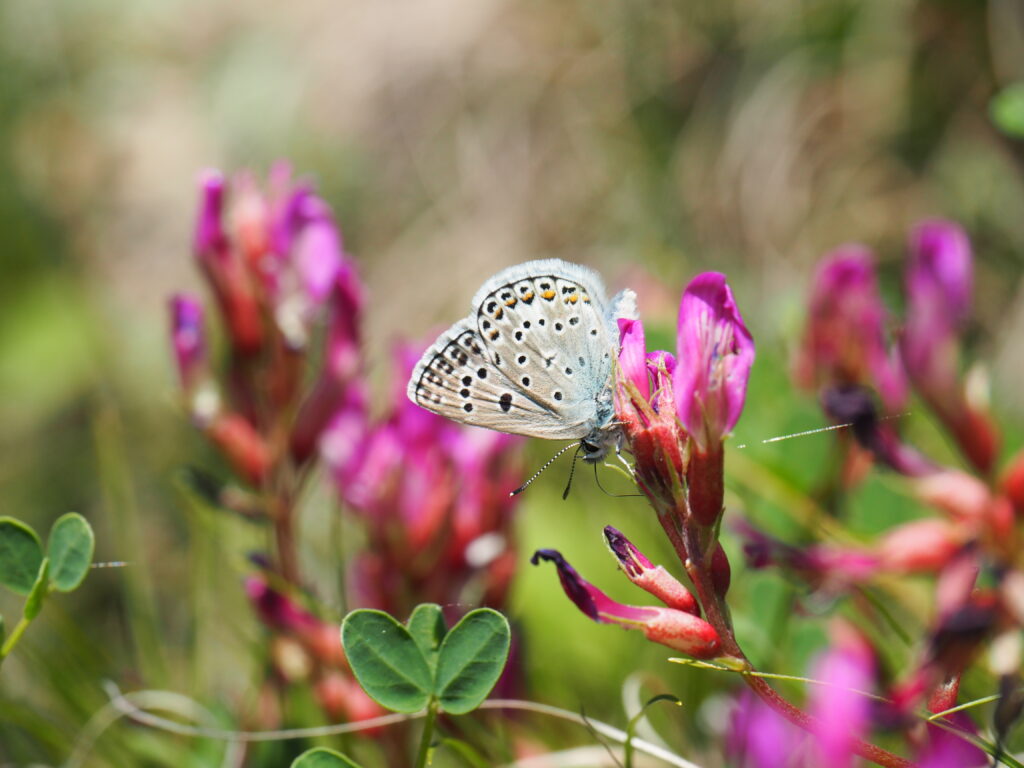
(407, 259), (636, 462)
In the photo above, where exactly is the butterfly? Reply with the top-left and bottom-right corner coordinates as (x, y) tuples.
(407, 259), (636, 462)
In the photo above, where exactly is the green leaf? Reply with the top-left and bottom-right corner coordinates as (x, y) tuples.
(991, 83), (1024, 139)
(341, 609), (433, 713)
(290, 747), (363, 768)
(0, 614), (5, 647)
(23, 559), (50, 620)
(0, 517), (44, 595)
(46, 513), (94, 592)
(434, 608), (510, 715)
(407, 603), (447, 671)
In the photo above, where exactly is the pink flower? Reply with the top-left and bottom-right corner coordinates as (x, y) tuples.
(290, 264), (365, 462)
(674, 272), (755, 453)
(193, 170), (264, 356)
(901, 219), (998, 474)
(728, 692), (806, 766)
(180, 164), (364, 473)
(324, 343), (524, 615)
(796, 247), (906, 411)
(809, 642), (874, 768)
(617, 318), (649, 401)
(530, 548), (720, 658)
(900, 219), (970, 396)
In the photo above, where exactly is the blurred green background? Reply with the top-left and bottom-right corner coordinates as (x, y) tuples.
(2, 0), (1024, 765)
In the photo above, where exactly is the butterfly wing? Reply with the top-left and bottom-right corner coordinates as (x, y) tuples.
(408, 319), (587, 438)
(408, 259), (620, 440)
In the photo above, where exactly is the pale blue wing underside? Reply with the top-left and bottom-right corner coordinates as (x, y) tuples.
(407, 259), (634, 441)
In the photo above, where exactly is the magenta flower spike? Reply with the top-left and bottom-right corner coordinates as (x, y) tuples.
(797, 246), (907, 411)
(290, 265), (365, 462)
(674, 272), (755, 453)
(192, 170), (264, 356)
(291, 195), (345, 307)
(194, 170), (227, 259)
(603, 526), (698, 614)
(530, 549), (720, 658)
(901, 219), (998, 474)
(901, 219), (972, 399)
(617, 318), (649, 401)
(169, 293), (208, 394)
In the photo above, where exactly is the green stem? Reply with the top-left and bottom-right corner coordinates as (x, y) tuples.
(415, 700), (438, 768)
(0, 616), (33, 663)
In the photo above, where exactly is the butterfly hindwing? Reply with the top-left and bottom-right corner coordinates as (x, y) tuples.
(408, 320), (589, 438)
(474, 270), (613, 424)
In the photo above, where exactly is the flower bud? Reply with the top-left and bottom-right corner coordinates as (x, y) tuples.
(877, 519), (963, 573)
(603, 526), (698, 614)
(531, 549), (720, 658)
(208, 414), (271, 486)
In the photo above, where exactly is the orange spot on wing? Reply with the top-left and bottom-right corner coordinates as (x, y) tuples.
(541, 290), (556, 300)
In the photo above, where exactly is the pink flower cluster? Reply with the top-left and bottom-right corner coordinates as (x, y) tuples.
(742, 218), (1024, 747)
(323, 343), (524, 616)
(796, 219), (998, 476)
(535, 272), (753, 660)
(170, 164), (362, 486)
(170, 164), (526, 725)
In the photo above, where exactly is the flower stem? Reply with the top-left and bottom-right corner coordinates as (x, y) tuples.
(659, 502), (916, 768)
(0, 615), (33, 665)
(414, 700), (438, 768)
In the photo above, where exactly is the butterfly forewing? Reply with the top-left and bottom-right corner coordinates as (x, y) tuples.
(408, 260), (618, 441)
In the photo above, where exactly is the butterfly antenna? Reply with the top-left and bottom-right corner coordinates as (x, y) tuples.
(593, 462), (643, 498)
(561, 445), (583, 500)
(510, 441), (580, 497)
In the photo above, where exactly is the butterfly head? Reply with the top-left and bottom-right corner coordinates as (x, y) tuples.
(580, 422), (623, 463)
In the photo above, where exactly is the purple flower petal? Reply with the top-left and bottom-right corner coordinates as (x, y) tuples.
(618, 318), (649, 401)
(169, 293), (207, 392)
(194, 170), (227, 259)
(810, 645), (874, 768)
(674, 273), (755, 451)
(798, 246), (907, 411)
